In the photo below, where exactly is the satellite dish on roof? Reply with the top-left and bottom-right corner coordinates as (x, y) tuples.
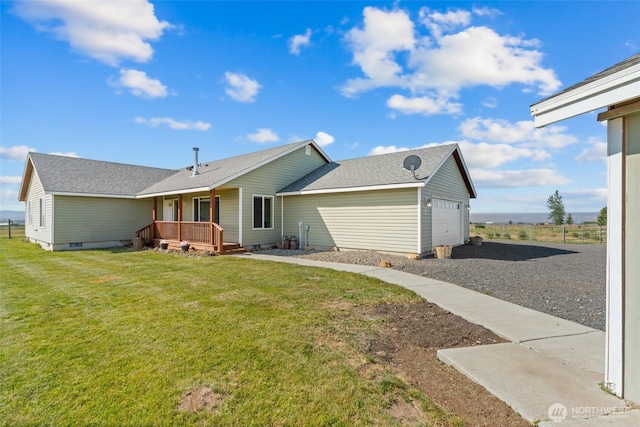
(403, 155), (421, 172)
(403, 155), (424, 180)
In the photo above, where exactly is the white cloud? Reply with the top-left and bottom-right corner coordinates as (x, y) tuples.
(386, 94), (462, 115)
(0, 176), (22, 184)
(564, 188), (607, 211)
(0, 145), (35, 161)
(419, 8), (471, 38)
(13, 0), (172, 66)
(247, 128), (279, 143)
(224, 72), (261, 103)
(341, 7), (415, 97)
(453, 141), (542, 169)
(470, 168), (571, 188)
(135, 117), (211, 131)
(575, 137), (607, 162)
(112, 69), (168, 98)
(1, 189), (20, 205)
(482, 97), (498, 108)
(48, 151), (79, 157)
(368, 145), (410, 156)
(459, 117), (577, 148)
(289, 28), (312, 55)
(315, 131), (335, 147)
(340, 6), (561, 111)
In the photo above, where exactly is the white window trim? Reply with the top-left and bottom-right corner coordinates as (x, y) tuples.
(192, 195), (220, 222)
(39, 197), (45, 227)
(252, 194), (274, 230)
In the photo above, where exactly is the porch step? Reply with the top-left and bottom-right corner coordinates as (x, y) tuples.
(153, 239), (244, 255)
(221, 243), (246, 255)
(221, 248), (247, 255)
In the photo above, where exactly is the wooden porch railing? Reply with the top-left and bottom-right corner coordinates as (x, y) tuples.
(146, 221), (225, 251)
(135, 223), (154, 244)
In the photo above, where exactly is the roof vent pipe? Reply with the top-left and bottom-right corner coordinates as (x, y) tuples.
(192, 147), (199, 176)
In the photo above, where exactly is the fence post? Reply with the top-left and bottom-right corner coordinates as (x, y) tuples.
(563, 226), (566, 244)
(600, 225), (603, 244)
(7, 219), (11, 239)
(500, 225), (503, 240)
(530, 224), (533, 241)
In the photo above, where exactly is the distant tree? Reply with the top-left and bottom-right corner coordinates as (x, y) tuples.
(597, 207), (607, 226)
(566, 213), (574, 225)
(547, 190), (565, 225)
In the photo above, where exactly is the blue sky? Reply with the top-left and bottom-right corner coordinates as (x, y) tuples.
(1, 1), (638, 213)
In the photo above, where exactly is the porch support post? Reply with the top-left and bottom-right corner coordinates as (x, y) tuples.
(151, 197), (157, 240)
(210, 188), (216, 246)
(178, 194), (183, 241)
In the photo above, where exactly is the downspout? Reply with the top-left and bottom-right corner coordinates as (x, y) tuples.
(417, 187), (422, 256)
(50, 195), (55, 249)
(238, 188), (243, 247)
(281, 196), (284, 239)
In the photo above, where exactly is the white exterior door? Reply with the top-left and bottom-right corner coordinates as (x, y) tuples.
(432, 198), (463, 246)
(163, 199), (178, 221)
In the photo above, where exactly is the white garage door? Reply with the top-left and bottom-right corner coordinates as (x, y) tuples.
(432, 199), (463, 246)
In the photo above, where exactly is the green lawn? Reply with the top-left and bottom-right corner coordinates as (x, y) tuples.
(0, 236), (460, 426)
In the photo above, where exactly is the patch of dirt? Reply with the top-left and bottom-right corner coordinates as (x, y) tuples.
(360, 302), (531, 427)
(177, 386), (226, 412)
(389, 400), (425, 425)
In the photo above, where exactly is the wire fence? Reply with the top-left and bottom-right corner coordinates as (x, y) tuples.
(470, 223), (606, 244)
(0, 221), (25, 240)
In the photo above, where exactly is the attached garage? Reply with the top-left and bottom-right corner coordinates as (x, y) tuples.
(279, 144), (476, 256)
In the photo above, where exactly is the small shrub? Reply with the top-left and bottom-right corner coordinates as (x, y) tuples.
(518, 230), (527, 240)
(487, 232), (494, 239)
(504, 234), (511, 239)
(572, 232), (580, 238)
(475, 224), (486, 229)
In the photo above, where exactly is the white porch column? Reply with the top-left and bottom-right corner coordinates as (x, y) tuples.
(605, 118), (624, 397)
(624, 112), (640, 403)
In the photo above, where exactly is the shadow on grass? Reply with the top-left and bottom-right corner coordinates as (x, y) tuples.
(451, 241), (578, 261)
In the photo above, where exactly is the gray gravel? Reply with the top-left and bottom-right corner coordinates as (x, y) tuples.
(258, 240), (606, 331)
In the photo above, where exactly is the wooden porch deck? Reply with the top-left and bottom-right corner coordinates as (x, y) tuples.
(136, 221), (245, 255)
(153, 239), (245, 255)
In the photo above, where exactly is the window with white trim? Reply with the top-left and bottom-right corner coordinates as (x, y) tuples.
(39, 197), (45, 227)
(252, 195), (273, 229)
(193, 196), (220, 223)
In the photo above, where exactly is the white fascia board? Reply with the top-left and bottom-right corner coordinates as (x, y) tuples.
(137, 187), (211, 199)
(49, 191), (138, 199)
(277, 182), (424, 196)
(531, 64), (640, 128)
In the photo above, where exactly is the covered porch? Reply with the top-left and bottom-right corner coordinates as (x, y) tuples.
(135, 189), (244, 254)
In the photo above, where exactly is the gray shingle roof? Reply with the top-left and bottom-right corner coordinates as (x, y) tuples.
(27, 153), (176, 197)
(279, 144), (470, 194)
(138, 140), (321, 196)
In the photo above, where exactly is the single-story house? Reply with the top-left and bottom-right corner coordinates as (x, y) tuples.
(531, 53), (640, 404)
(18, 140), (476, 256)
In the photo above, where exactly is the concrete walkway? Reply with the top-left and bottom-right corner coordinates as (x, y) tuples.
(235, 253), (639, 426)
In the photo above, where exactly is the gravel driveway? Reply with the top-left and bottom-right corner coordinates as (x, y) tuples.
(260, 240), (606, 331)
